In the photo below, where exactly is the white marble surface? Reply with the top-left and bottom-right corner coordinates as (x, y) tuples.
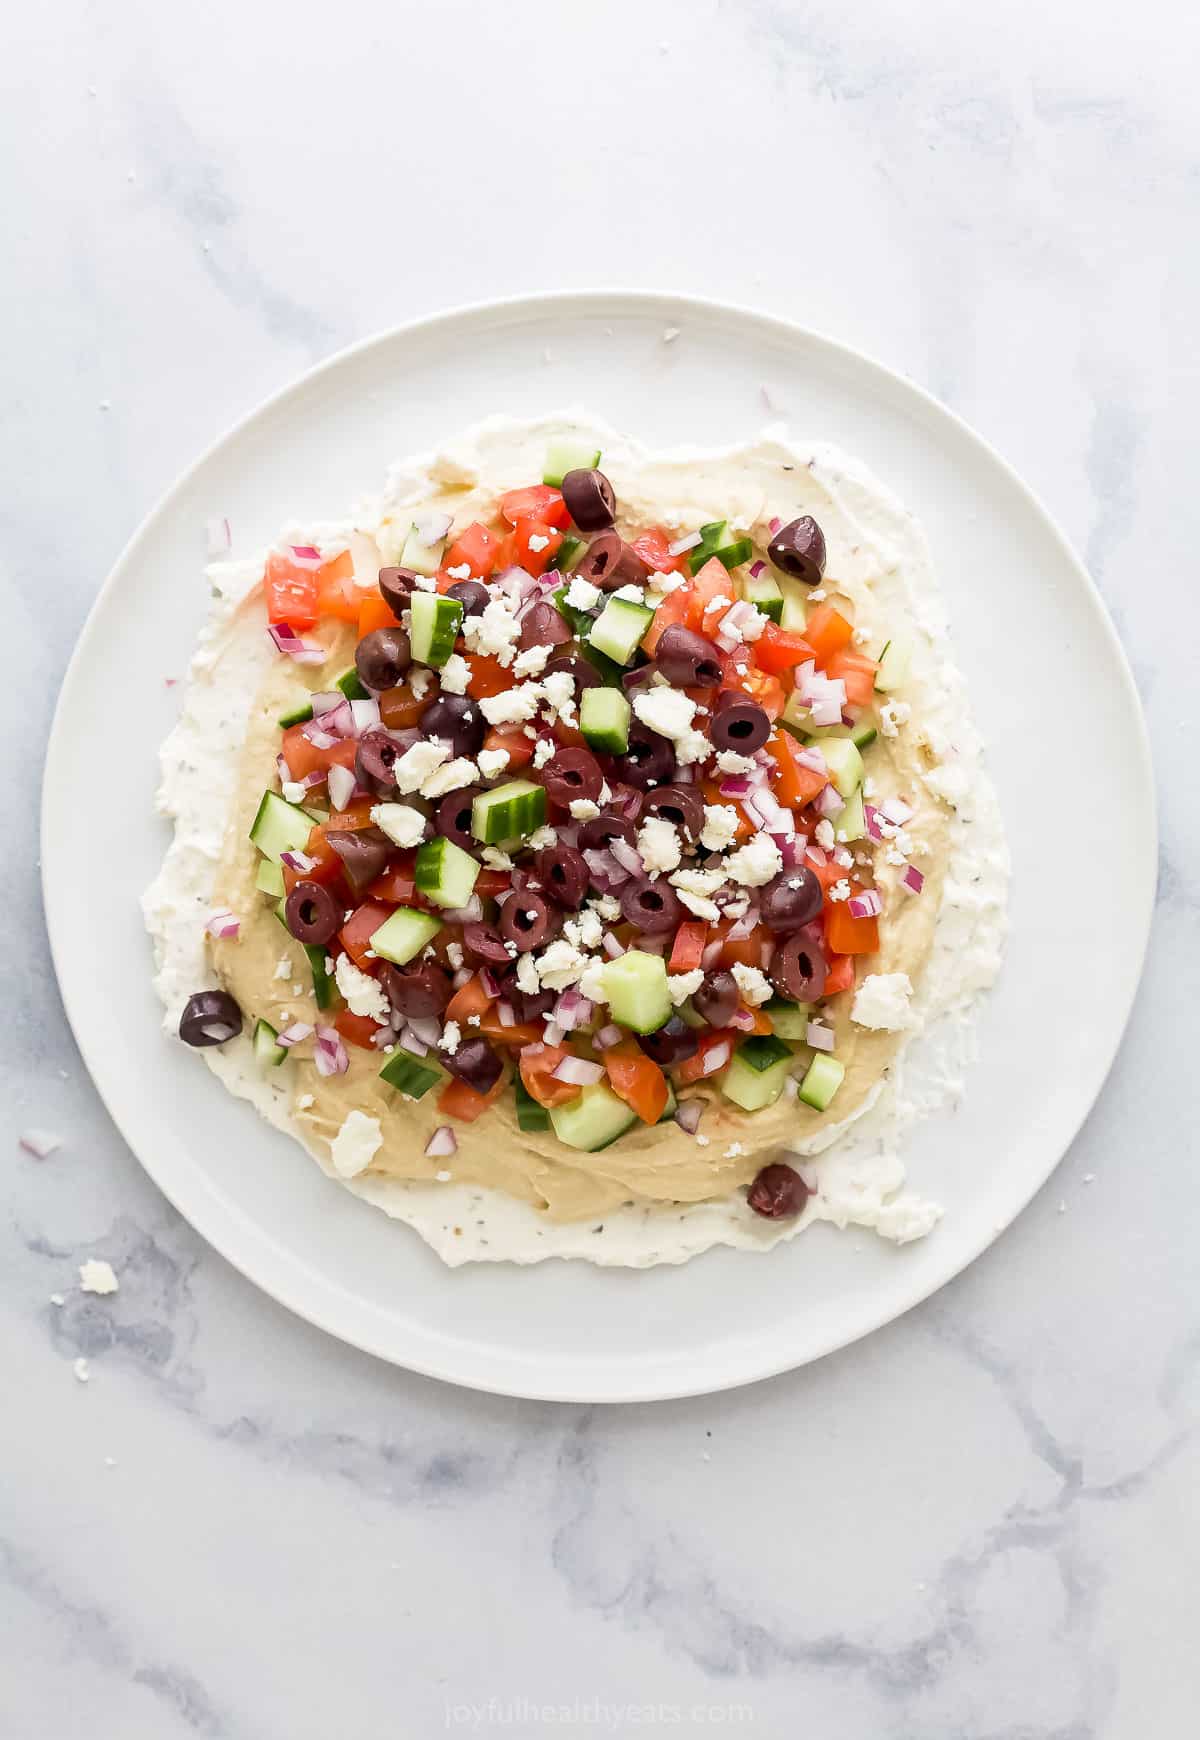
(5, 1), (1196, 1733)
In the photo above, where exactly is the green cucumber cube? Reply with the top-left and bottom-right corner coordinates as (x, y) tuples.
(278, 697), (314, 727)
(741, 570), (784, 622)
(255, 858), (286, 898)
(543, 436), (602, 489)
(414, 836), (480, 910)
(336, 667), (369, 701)
(253, 1019), (287, 1069)
(304, 943), (336, 1010)
(379, 1048), (443, 1100)
(249, 790), (316, 864)
(762, 998), (812, 1041)
(778, 581), (808, 633)
(834, 788), (867, 844)
(602, 950), (672, 1034)
(721, 1036), (794, 1112)
(588, 596), (654, 666)
(549, 1081), (638, 1151)
(580, 686), (631, 753)
(798, 1053), (845, 1111)
(470, 780), (547, 846)
(399, 523), (446, 577)
(551, 582), (596, 637)
(874, 636), (912, 692)
(369, 907), (443, 966)
(549, 534), (586, 573)
(409, 591), (463, 668)
(819, 736), (864, 799)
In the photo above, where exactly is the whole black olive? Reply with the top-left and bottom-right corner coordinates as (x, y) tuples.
(709, 691), (771, 755)
(436, 788), (478, 851)
(769, 929), (829, 1002)
(378, 566), (420, 616)
(637, 1016), (700, 1066)
(326, 827), (393, 893)
(574, 530), (651, 592)
(355, 728), (403, 796)
(578, 813), (637, 852)
(748, 1163), (810, 1218)
(619, 877), (685, 933)
(541, 747), (603, 807)
(440, 1036), (503, 1094)
(638, 784), (705, 841)
(535, 844), (590, 910)
(179, 989), (243, 1047)
(767, 516), (827, 587)
(520, 600), (573, 653)
(462, 922), (512, 966)
(655, 624), (724, 689)
(355, 627), (412, 692)
(421, 693), (485, 757)
(445, 579), (489, 617)
(381, 961), (452, 1020)
(283, 881), (342, 946)
(615, 726), (676, 791)
(693, 969), (738, 1029)
(499, 893), (562, 953)
(543, 654), (600, 696)
(561, 467), (617, 532)
(759, 867), (823, 932)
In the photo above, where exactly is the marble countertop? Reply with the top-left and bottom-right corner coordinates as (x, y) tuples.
(5, 2), (1195, 1734)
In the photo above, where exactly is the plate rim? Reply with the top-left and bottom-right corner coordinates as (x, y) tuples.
(40, 289), (1157, 1402)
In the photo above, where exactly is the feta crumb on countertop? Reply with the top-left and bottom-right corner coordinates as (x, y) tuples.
(372, 802), (427, 849)
(329, 1109), (383, 1179)
(78, 1259), (119, 1296)
(730, 963), (772, 1006)
(851, 972), (914, 1031)
(668, 968), (704, 1006)
(334, 954), (390, 1023)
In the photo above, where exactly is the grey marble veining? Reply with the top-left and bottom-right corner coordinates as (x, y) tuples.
(4, 1), (1197, 1734)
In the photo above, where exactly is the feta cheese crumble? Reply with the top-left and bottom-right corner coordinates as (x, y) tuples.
(851, 972), (914, 1031)
(730, 963), (772, 1006)
(78, 1259), (119, 1296)
(393, 740), (450, 794)
(372, 802), (427, 849)
(637, 815), (682, 875)
(334, 955), (390, 1023)
(725, 834), (783, 887)
(329, 1110), (384, 1179)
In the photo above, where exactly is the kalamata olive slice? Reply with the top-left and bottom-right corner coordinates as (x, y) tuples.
(561, 467), (617, 532)
(769, 929), (828, 1002)
(748, 1162), (811, 1219)
(574, 530), (651, 593)
(283, 880), (342, 946)
(710, 691), (771, 754)
(759, 867), (823, 932)
(178, 989), (243, 1047)
(436, 788), (479, 851)
(616, 726), (676, 790)
(355, 727), (403, 795)
(440, 1036), (503, 1094)
(380, 961), (452, 1020)
(637, 1016), (699, 1066)
(462, 922), (512, 966)
(541, 746), (603, 807)
(655, 624), (724, 689)
(543, 654), (600, 696)
(693, 968), (738, 1029)
(578, 813), (637, 852)
(421, 693), (485, 756)
(326, 827), (393, 893)
(638, 784), (705, 841)
(500, 972), (556, 1021)
(619, 877), (685, 933)
(355, 627), (412, 692)
(445, 579), (489, 617)
(378, 566), (419, 616)
(499, 893), (562, 953)
(520, 600), (573, 653)
(535, 844), (589, 910)
(767, 516), (827, 587)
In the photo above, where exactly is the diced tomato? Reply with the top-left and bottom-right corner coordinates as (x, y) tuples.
(603, 1039), (669, 1124)
(474, 868), (512, 899)
(803, 603), (855, 663)
(689, 556), (735, 628)
(482, 726), (534, 770)
(358, 593), (400, 638)
(366, 852), (419, 907)
(334, 1009), (384, 1050)
(315, 551), (361, 624)
(825, 897), (880, 956)
(804, 847), (845, 893)
(438, 1075), (506, 1124)
(322, 794), (375, 830)
(712, 917), (770, 969)
(264, 552), (319, 630)
(465, 654), (515, 698)
(722, 664), (785, 719)
(764, 730), (829, 809)
(754, 623), (816, 676)
(739, 1006), (774, 1036)
(628, 528), (687, 575)
(442, 522), (501, 581)
(552, 718), (585, 750)
(444, 974), (492, 1026)
(338, 902), (392, 969)
(643, 585), (692, 655)
(478, 1009), (544, 1047)
(823, 649), (879, 708)
(279, 727), (357, 785)
(677, 1029), (739, 1085)
(668, 921), (709, 973)
(500, 485), (569, 529)
(518, 1043), (581, 1108)
(823, 954), (856, 997)
(379, 683), (429, 729)
(511, 517), (563, 577)
(281, 825), (344, 895)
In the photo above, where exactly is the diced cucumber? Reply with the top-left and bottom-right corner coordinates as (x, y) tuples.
(741, 569), (784, 623)
(676, 999), (707, 1030)
(721, 1035), (795, 1112)
(409, 592), (463, 668)
(549, 534), (585, 574)
(780, 689), (814, 737)
(278, 696), (314, 727)
(874, 636), (912, 692)
(798, 1052), (845, 1111)
(399, 523), (446, 577)
(580, 686), (631, 754)
(549, 1081), (638, 1152)
(778, 580), (808, 633)
(805, 720), (878, 751)
(588, 596), (655, 666)
(255, 858), (286, 898)
(336, 667), (369, 701)
(471, 780), (548, 846)
(249, 790), (316, 864)
(602, 950), (672, 1034)
(687, 520), (753, 574)
(834, 788), (866, 844)
(552, 582), (596, 638)
(658, 1083), (679, 1124)
(304, 943), (336, 1010)
(543, 436), (602, 489)
(579, 642), (626, 687)
(763, 998), (812, 1041)
(253, 1018), (287, 1069)
(369, 907), (443, 966)
(414, 836), (480, 910)
(819, 736), (864, 799)
(514, 1077), (551, 1132)
(379, 1048), (442, 1100)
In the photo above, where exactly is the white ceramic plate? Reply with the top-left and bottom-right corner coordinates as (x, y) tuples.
(42, 293), (1154, 1402)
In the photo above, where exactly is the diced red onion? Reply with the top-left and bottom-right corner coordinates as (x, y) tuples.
(880, 796), (915, 826)
(594, 1024), (623, 1050)
(424, 1125), (458, 1158)
(313, 1026), (349, 1076)
(310, 691), (343, 716)
(301, 721), (338, 750)
(778, 836), (803, 868)
(701, 940), (723, 970)
(205, 910), (240, 940)
(552, 1055), (605, 1087)
(399, 1027), (429, 1057)
(413, 511), (452, 545)
(668, 530), (703, 556)
(279, 849), (316, 873)
(268, 622), (326, 665)
(479, 968), (504, 999)
(442, 896), (484, 925)
(19, 1128), (62, 1158)
(496, 1001), (516, 1028)
(699, 1040), (731, 1076)
(815, 784), (844, 819)
(584, 847), (629, 891)
(674, 1099), (705, 1134)
(326, 763), (357, 812)
(606, 784), (643, 821)
(542, 1021), (566, 1046)
(806, 1021), (836, 1052)
(451, 967), (473, 990)
(277, 1022), (314, 1048)
(719, 776), (751, 798)
(768, 516), (781, 536)
(794, 745), (827, 774)
(748, 560), (765, 579)
(727, 1007), (756, 1031)
(350, 697), (381, 735)
(553, 989), (593, 1032)
(601, 932), (624, 960)
(864, 804), (884, 842)
(609, 838), (644, 877)
(289, 544), (323, 568)
(747, 787), (787, 829)
(206, 516), (231, 557)
(406, 1015), (443, 1048)
(725, 906), (760, 941)
(901, 864), (926, 894)
(848, 889), (883, 919)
